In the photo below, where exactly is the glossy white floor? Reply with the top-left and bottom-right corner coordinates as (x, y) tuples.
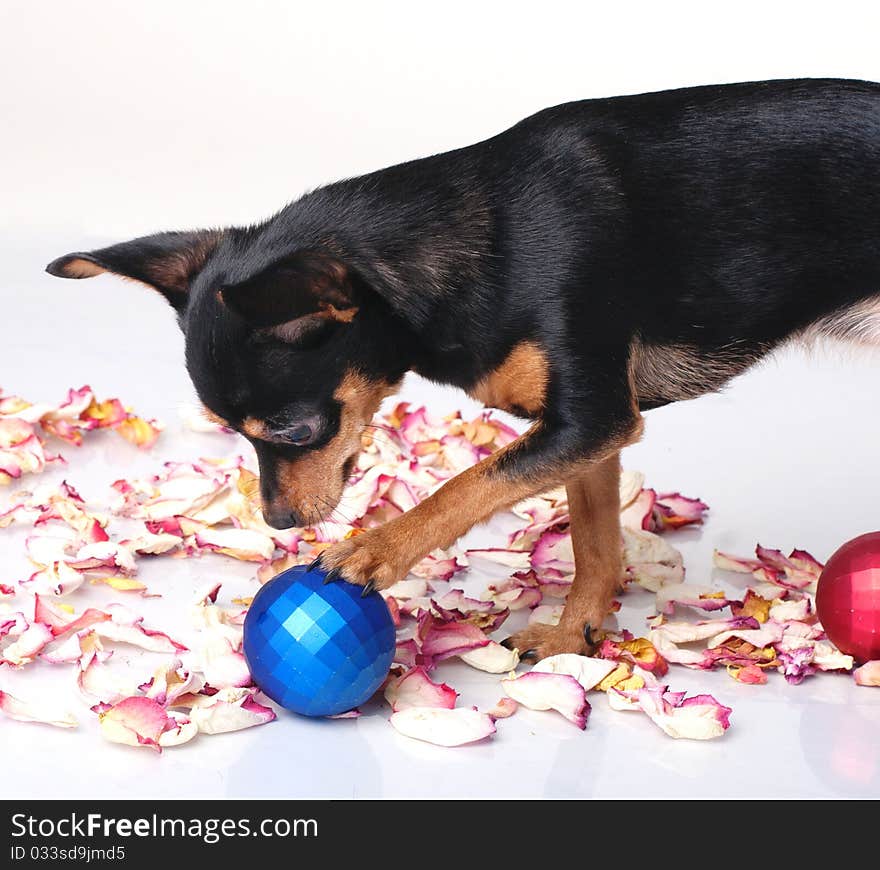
(3, 235), (880, 799)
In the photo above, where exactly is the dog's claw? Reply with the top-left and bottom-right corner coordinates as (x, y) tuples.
(583, 623), (595, 648)
(322, 568), (341, 584)
(361, 580), (376, 597)
(500, 636), (536, 659)
(308, 555), (324, 571)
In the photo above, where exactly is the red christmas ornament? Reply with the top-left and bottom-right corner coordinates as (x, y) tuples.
(816, 532), (880, 662)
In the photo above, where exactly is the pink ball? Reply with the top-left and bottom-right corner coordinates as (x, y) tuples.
(816, 532), (880, 662)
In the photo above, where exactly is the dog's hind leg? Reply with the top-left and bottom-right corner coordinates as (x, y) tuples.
(502, 453), (623, 660)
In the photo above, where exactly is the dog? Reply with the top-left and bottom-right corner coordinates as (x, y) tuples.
(47, 78), (880, 660)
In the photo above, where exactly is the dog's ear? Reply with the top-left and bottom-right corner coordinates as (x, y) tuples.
(46, 230), (222, 313)
(218, 250), (360, 341)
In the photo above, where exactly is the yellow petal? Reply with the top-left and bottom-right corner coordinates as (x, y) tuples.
(91, 576), (147, 592)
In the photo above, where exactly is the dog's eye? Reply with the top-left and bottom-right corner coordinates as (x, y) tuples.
(286, 423), (315, 446)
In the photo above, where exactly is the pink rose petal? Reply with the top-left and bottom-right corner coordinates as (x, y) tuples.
(1, 621), (53, 666)
(634, 687), (732, 740)
(854, 660), (880, 687)
(0, 689), (77, 728)
(99, 696), (176, 752)
(459, 641), (520, 673)
(501, 671), (590, 729)
(417, 614), (490, 664)
(655, 583), (732, 616)
(390, 707), (496, 747)
(487, 697), (519, 719)
(186, 688), (276, 734)
(531, 654), (618, 691)
(384, 666), (458, 712)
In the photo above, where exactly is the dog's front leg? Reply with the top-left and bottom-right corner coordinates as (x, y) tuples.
(502, 453), (623, 659)
(320, 377), (642, 615)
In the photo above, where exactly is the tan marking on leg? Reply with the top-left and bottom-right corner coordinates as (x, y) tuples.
(560, 455), (623, 633)
(502, 454), (624, 658)
(468, 340), (550, 416)
(321, 420), (642, 591)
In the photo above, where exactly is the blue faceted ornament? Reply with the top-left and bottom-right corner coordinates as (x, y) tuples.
(243, 563), (396, 717)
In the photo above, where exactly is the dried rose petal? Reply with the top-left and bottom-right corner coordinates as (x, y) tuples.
(384, 666), (458, 711)
(35, 595), (109, 637)
(487, 697), (519, 719)
(390, 707), (497, 746)
(635, 688), (732, 740)
(458, 641), (520, 673)
(623, 528), (684, 591)
(394, 639), (419, 668)
(483, 581), (542, 611)
(122, 529), (182, 555)
(466, 548), (532, 571)
(501, 672), (590, 728)
(143, 659), (206, 705)
(327, 709), (361, 719)
(531, 528), (574, 574)
(383, 578), (429, 601)
(186, 688), (276, 734)
(601, 636), (669, 677)
(417, 614), (490, 663)
(655, 583), (732, 616)
(618, 470), (646, 510)
(531, 653), (618, 691)
(189, 523), (276, 562)
(1, 621), (53, 666)
(93, 611), (187, 653)
(653, 492), (709, 529)
(99, 696), (176, 751)
(854, 661), (880, 687)
(77, 655), (143, 706)
(157, 711), (199, 747)
(811, 641), (853, 673)
(114, 416), (162, 449)
(620, 489), (656, 531)
(731, 589), (774, 623)
(777, 646), (816, 686)
(528, 604), (563, 626)
(708, 623), (783, 651)
(201, 642), (252, 689)
(768, 598), (812, 622)
(0, 611), (28, 638)
(410, 553), (464, 582)
(0, 689), (77, 728)
(728, 663), (769, 684)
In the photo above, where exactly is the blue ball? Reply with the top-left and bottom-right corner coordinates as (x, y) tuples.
(243, 564), (396, 717)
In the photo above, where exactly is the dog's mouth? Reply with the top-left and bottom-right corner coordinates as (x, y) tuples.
(261, 450), (360, 530)
(341, 452), (358, 483)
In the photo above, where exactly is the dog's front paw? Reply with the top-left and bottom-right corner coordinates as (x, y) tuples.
(318, 531), (410, 593)
(501, 621), (600, 661)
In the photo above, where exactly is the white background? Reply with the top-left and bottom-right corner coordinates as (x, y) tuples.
(2, 1), (880, 799)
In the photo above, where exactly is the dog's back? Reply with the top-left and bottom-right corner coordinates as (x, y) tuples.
(476, 80), (880, 404)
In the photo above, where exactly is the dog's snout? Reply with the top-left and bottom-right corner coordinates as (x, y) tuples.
(263, 505), (304, 530)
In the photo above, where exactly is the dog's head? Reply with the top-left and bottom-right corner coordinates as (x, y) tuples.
(46, 229), (407, 528)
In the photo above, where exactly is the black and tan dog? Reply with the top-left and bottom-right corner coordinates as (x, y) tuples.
(48, 79), (880, 659)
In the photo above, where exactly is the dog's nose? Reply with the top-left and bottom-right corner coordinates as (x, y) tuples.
(263, 507), (301, 530)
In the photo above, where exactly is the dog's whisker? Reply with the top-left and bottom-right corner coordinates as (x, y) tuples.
(315, 493), (357, 528)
